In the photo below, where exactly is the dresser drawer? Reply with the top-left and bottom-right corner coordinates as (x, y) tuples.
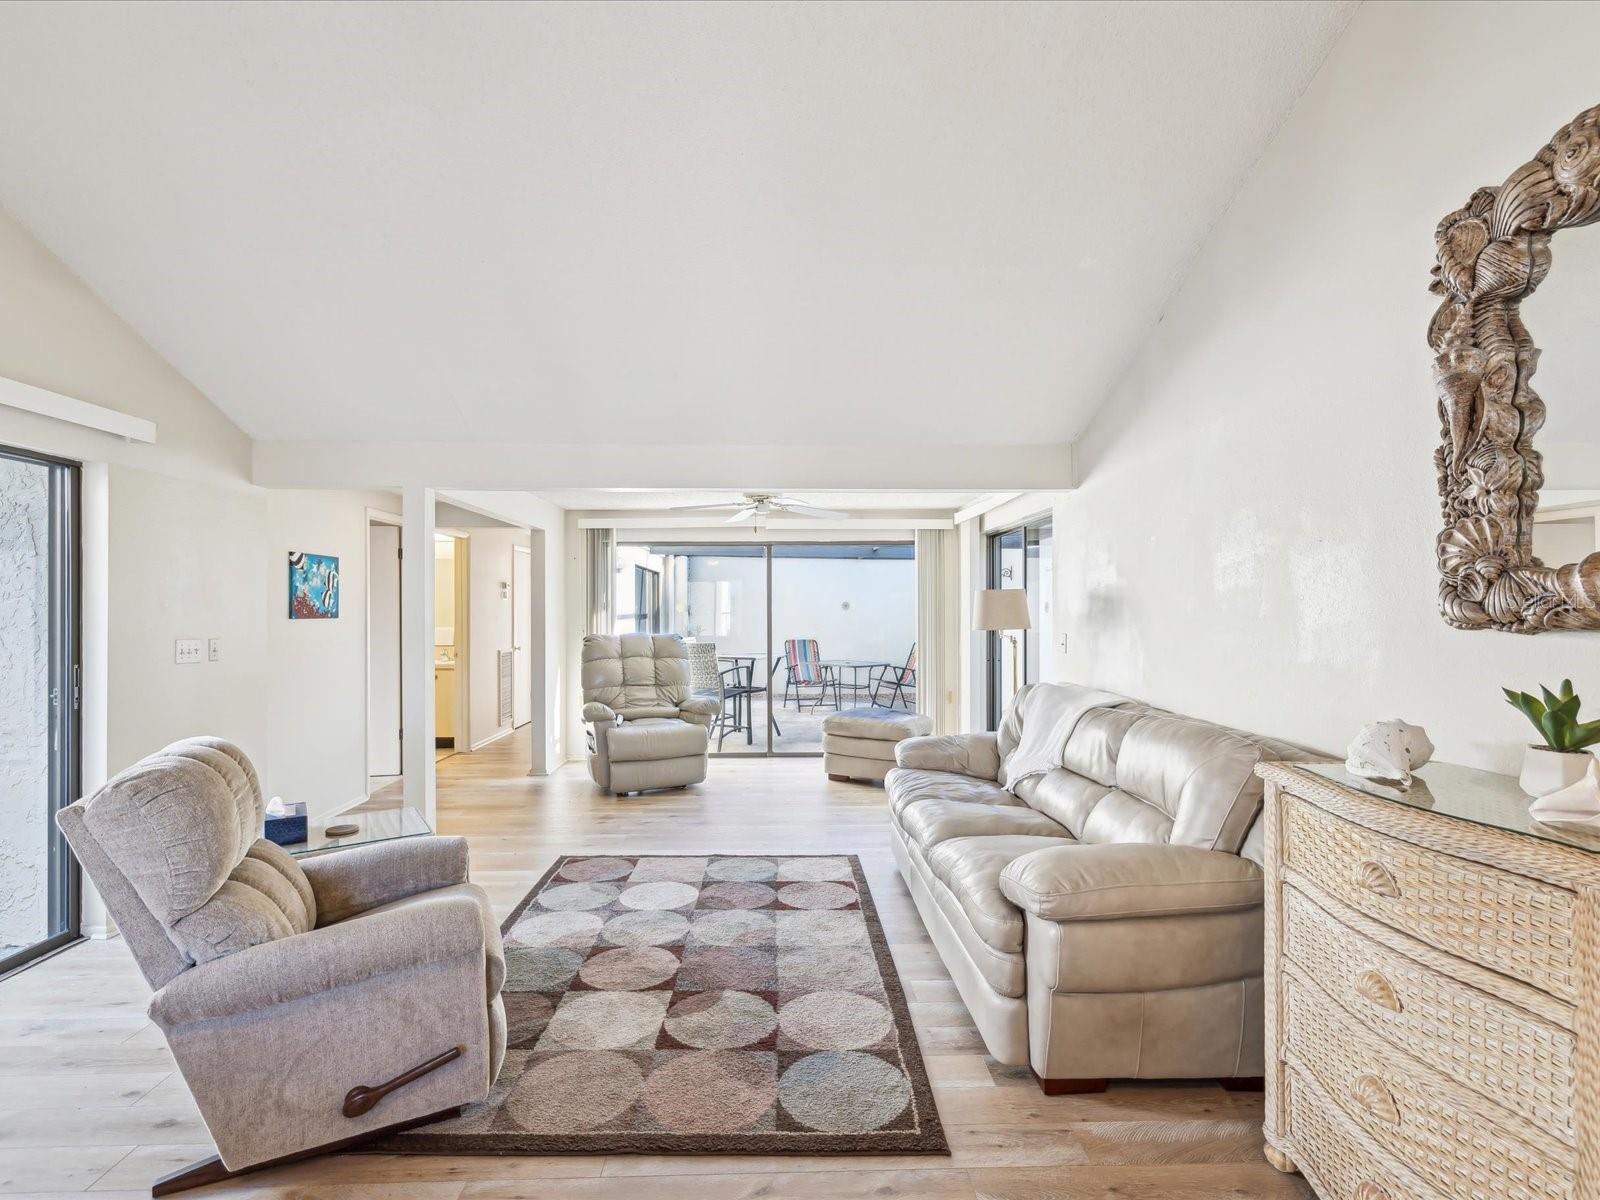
(1283, 884), (1574, 1141)
(1284, 971), (1571, 1200)
(1287, 1066), (1449, 1200)
(1283, 793), (1577, 1000)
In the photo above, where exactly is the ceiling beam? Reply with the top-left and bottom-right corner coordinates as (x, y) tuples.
(252, 440), (1074, 492)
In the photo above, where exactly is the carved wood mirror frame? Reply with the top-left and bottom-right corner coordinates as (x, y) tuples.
(1432, 102), (1600, 633)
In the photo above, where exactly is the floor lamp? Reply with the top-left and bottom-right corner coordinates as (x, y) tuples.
(974, 588), (1032, 709)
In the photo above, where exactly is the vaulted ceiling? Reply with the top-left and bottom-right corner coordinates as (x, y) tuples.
(0, 1), (1355, 452)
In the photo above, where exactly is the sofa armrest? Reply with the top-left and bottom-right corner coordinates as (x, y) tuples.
(299, 835), (470, 925)
(583, 701), (618, 723)
(678, 696), (720, 728)
(998, 843), (1262, 922)
(149, 892), (486, 1027)
(894, 733), (1001, 779)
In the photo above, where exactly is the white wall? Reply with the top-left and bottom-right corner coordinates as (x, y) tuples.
(1052, 1), (1600, 775)
(467, 525), (532, 749)
(264, 489), (396, 814)
(0, 201), (398, 837)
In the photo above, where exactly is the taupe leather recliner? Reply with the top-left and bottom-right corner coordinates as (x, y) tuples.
(54, 738), (504, 1195)
(888, 683), (1308, 1094)
(581, 634), (718, 795)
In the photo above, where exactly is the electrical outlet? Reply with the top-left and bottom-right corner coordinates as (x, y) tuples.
(208, 638), (221, 662)
(175, 638), (203, 664)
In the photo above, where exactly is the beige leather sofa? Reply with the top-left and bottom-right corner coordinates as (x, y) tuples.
(581, 634), (719, 796)
(888, 683), (1306, 1094)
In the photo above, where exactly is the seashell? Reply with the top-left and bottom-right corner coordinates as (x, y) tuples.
(1350, 1075), (1401, 1125)
(1345, 720), (1435, 788)
(1529, 755), (1600, 825)
(1353, 970), (1402, 1013)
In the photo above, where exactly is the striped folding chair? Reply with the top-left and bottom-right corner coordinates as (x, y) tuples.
(870, 644), (917, 710)
(779, 638), (840, 712)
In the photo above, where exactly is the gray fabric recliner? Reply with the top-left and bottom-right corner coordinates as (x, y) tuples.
(581, 633), (717, 795)
(55, 737), (504, 1194)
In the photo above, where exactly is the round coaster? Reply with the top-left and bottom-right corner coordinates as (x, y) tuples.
(324, 822), (360, 837)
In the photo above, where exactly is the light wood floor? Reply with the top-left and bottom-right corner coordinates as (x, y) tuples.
(0, 737), (1310, 1200)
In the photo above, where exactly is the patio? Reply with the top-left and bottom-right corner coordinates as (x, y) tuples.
(701, 687), (917, 755)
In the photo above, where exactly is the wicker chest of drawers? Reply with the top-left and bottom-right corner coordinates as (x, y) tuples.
(1256, 760), (1600, 1200)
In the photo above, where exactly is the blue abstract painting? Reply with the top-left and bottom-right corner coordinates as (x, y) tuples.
(288, 551), (340, 619)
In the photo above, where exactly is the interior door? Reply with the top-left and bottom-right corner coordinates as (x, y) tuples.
(368, 522), (402, 777)
(512, 545), (533, 728)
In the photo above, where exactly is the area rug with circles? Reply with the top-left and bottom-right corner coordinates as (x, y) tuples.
(373, 853), (947, 1155)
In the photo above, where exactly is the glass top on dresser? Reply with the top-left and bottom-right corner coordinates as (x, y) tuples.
(1298, 760), (1600, 853)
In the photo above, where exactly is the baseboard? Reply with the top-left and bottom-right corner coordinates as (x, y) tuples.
(470, 726), (515, 752)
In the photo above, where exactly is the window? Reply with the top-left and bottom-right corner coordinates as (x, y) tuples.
(633, 566), (661, 634)
(986, 517), (1052, 729)
(0, 445), (81, 976)
(611, 541), (914, 755)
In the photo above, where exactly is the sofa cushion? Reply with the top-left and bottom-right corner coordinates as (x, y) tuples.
(1103, 713), (1302, 852)
(76, 738), (266, 924)
(1020, 769), (1113, 834)
(899, 799), (1071, 853)
(606, 718), (709, 763)
(822, 733), (900, 763)
(885, 766), (1022, 818)
(167, 839), (317, 965)
(823, 707), (932, 740)
(581, 634), (691, 716)
(1059, 704), (1154, 787)
(998, 843), (1264, 922)
(927, 834), (1071, 954)
(896, 828), (1026, 997)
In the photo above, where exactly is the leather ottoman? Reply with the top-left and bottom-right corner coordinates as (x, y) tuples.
(823, 706), (933, 783)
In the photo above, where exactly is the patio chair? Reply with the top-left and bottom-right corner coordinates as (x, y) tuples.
(686, 640), (778, 749)
(776, 638), (841, 712)
(870, 643), (917, 710)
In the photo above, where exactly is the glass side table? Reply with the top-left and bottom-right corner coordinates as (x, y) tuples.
(283, 805), (432, 857)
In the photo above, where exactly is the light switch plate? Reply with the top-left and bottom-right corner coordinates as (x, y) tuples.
(208, 638), (221, 662)
(175, 638), (203, 664)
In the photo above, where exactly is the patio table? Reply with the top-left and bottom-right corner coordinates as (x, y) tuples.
(820, 659), (891, 706)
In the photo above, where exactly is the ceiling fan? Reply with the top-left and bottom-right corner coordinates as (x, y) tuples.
(668, 492), (849, 524)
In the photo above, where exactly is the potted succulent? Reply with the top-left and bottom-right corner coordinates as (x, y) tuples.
(1504, 680), (1600, 796)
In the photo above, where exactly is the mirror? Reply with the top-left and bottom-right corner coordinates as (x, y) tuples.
(1524, 225), (1600, 566)
(1430, 102), (1600, 633)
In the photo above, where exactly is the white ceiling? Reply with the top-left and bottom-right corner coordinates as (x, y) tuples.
(0, 1), (1355, 451)
(536, 488), (984, 513)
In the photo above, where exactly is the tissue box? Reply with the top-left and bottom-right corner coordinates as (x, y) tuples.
(264, 801), (308, 847)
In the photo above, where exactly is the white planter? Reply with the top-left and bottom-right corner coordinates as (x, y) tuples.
(1519, 746), (1595, 798)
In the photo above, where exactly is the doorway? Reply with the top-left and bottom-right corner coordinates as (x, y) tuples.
(512, 545), (533, 729)
(433, 531), (470, 762)
(609, 541), (915, 756)
(366, 514), (402, 795)
(0, 445), (81, 977)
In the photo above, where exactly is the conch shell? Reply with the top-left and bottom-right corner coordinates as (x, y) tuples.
(1345, 720), (1435, 787)
(1530, 756), (1600, 825)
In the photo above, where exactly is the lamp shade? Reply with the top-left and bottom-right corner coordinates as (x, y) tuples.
(973, 588), (1032, 632)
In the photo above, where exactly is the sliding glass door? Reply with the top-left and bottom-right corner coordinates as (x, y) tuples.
(0, 446), (80, 976)
(611, 541), (913, 756)
(987, 517), (1052, 729)
(770, 544), (915, 751)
